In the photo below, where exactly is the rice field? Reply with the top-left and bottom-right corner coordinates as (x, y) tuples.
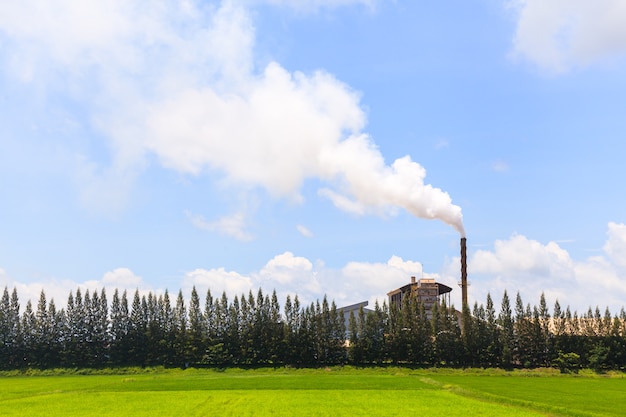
(1, 367), (623, 416)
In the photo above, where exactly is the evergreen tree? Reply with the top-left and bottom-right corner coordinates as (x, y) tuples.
(438, 302), (462, 366)
(0, 287), (11, 369)
(34, 290), (52, 368)
(4, 288), (22, 369)
(64, 291), (77, 366)
(485, 293), (501, 367)
(226, 295), (241, 365)
(268, 290), (284, 364)
(385, 302), (405, 365)
(401, 295), (420, 365)
(537, 293), (552, 366)
(416, 301), (433, 366)
(238, 293), (252, 364)
(64, 289), (89, 367)
(187, 287), (206, 364)
(128, 290), (148, 366)
(47, 299), (65, 368)
(109, 289), (130, 366)
(145, 292), (165, 365)
(21, 300), (37, 367)
(327, 300), (346, 365)
(283, 294), (303, 366)
(347, 310), (360, 364)
(159, 290), (176, 365)
(362, 301), (384, 364)
(498, 291), (514, 368)
(88, 289), (109, 367)
(204, 289), (216, 363)
(174, 290), (188, 367)
(282, 294), (296, 364)
(461, 303), (477, 366)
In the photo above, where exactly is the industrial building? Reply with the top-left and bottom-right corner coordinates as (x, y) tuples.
(339, 301), (373, 337)
(387, 276), (452, 319)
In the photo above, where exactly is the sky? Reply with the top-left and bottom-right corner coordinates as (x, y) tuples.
(2, 0), (626, 315)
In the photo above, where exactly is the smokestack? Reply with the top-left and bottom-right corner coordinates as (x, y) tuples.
(460, 237), (468, 307)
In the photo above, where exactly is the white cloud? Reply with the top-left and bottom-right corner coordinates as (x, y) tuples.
(5, 226), (626, 315)
(491, 160), (509, 173)
(186, 210), (253, 241)
(509, 0), (626, 72)
(174, 252), (429, 308)
(604, 222), (626, 268)
(245, 0), (377, 11)
(340, 256), (424, 307)
(102, 267), (144, 288)
(452, 223), (626, 313)
(296, 224), (314, 237)
(0, 0), (465, 235)
(183, 267), (254, 298)
(0, 267), (152, 309)
(258, 251), (315, 285)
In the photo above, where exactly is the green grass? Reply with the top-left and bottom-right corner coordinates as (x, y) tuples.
(426, 368), (626, 417)
(0, 367), (624, 416)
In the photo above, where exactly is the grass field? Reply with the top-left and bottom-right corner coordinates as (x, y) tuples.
(1, 367), (624, 416)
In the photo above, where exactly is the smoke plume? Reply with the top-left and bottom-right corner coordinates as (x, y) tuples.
(0, 0), (465, 235)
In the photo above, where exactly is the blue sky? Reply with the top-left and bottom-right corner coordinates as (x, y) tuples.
(2, 0), (626, 314)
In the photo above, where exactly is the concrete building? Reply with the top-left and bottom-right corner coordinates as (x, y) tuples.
(339, 301), (373, 338)
(340, 301), (373, 326)
(387, 276), (452, 318)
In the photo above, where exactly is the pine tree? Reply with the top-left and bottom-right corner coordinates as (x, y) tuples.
(513, 293), (529, 366)
(385, 302), (404, 365)
(282, 294), (296, 364)
(226, 295), (241, 365)
(204, 289), (216, 361)
(64, 289), (89, 367)
(89, 289), (109, 367)
(283, 294), (302, 365)
(538, 293), (552, 366)
(145, 291), (163, 365)
(174, 290), (188, 366)
(268, 290), (284, 364)
(34, 290), (51, 368)
(5, 288), (21, 368)
(485, 293), (501, 367)
(187, 286), (206, 364)
(47, 299), (64, 368)
(461, 302), (476, 366)
(363, 301), (384, 364)
(498, 290), (514, 368)
(21, 300), (36, 367)
(128, 290), (148, 366)
(0, 287), (11, 369)
(109, 289), (130, 366)
(207, 291), (228, 366)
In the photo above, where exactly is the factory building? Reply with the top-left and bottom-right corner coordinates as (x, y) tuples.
(387, 276), (452, 319)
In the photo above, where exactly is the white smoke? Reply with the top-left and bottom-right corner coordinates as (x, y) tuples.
(0, 0), (464, 235)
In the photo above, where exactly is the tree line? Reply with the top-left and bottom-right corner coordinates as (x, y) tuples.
(1, 286), (625, 371)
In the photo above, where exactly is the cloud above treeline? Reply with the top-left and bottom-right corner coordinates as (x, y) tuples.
(440, 222), (626, 314)
(3, 222), (626, 314)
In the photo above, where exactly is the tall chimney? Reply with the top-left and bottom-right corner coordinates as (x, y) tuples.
(460, 237), (468, 307)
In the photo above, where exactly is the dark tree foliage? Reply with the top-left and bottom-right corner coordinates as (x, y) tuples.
(2, 286), (626, 371)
